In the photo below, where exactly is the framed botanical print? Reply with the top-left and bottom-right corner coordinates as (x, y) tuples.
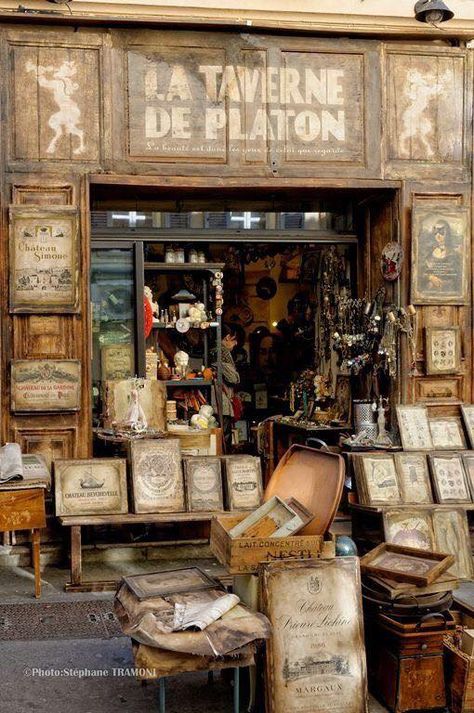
(428, 453), (471, 504)
(353, 454), (401, 506)
(9, 205), (79, 313)
(383, 508), (435, 551)
(460, 405), (474, 448)
(428, 417), (467, 450)
(396, 405), (433, 451)
(393, 453), (433, 504)
(432, 508), (474, 580)
(183, 457), (224, 512)
(261, 558), (368, 713)
(129, 438), (185, 513)
(461, 453), (474, 500)
(425, 327), (461, 375)
(54, 458), (128, 517)
(223, 455), (263, 511)
(411, 204), (470, 305)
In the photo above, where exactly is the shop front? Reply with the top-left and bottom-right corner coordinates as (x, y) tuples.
(0, 16), (473, 712)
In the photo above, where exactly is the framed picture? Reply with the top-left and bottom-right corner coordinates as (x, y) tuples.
(9, 205), (79, 313)
(396, 405), (433, 451)
(432, 508), (474, 580)
(101, 344), (134, 382)
(460, 404), (474, 448)
(428, 453), (471, 504)
(260, 558), (368, 713)
(360, 543), (454, 587)
(183, 457), (224, 512)
(104, 379), (167, 432)
(429, 417), (466, 450)
(223, 455), (263, 511)
(393, 453), (433, 504)
(383, 508), (435, 551)
(11, 359), (81, 413)
(54, 458), (128, 517)
(461, 453), (474, 500)
(425, 327), (461, 375)
(353, 454), (401, 506)
(334, 374), (352, 425)
(123, 567), (217, 600)
(415, 377), (463, 403)
(129, 438), (185, 513)
(411, 204), (470, 305)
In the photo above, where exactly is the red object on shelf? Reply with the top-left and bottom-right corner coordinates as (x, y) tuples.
(144, 297), (153, 338)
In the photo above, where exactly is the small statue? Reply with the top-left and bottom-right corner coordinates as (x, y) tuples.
(174, 350), (190, 379)
(121, 385), (148, 432)
(374, 396), (392, 447)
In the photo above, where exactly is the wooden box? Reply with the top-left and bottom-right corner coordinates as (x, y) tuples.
(210, 513), (335, 575)
(444, 637), (474, 713)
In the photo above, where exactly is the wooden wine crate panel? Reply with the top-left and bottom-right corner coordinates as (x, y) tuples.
(444, 638), (474, 713)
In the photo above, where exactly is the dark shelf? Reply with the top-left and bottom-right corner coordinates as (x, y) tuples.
(152, 321), (219, 329)
(163, 379), (213, 386)
(144, 262), (225, 272)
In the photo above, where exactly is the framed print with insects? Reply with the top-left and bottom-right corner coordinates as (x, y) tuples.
(428, 453), (471, 504)
(460, 405), (474, 448)
(396, 405), (433, 451)
(425, 327), (461, 375)
(428, 417), (467, 450)
(411, 204), (470, 305)
(9, 206), (80, 313)
(461, 452), (474, 500)
(353, 454), (401, 506)
(393, 453), (433, 504)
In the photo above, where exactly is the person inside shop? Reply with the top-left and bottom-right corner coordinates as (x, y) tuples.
(214, 323), (241, 450)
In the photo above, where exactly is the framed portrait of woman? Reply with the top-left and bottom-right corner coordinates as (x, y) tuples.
(411, 204), (470, 305)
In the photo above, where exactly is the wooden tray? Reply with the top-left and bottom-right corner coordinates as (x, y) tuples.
(360, 542), (455, 586)
(264, 444), (344, 535)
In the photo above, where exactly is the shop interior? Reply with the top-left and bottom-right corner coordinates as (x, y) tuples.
(91, 186), (398, 456)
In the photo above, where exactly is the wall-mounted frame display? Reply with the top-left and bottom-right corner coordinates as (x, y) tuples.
(393, 453), (433, 504)
(261, 558), (368, 713)
(353, 454), (401, 506)
(460, 405), (474, 448)
(411, 204), (470, 305)
(54, 458), (128, 517)
(9, 205), (79, 313)
(11, 359), (81, 412)
(183, 456), (224, 512)
(428, 417), (466, 450)
(396, 405), (433, 451)
(129, 438), (185, 514)
(428, 453), (471, 504)
(425, 327), (461, 375)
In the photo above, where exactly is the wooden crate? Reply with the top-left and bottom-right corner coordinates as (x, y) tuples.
(210, 513), (335, 575)
(444, 637), (474, 713)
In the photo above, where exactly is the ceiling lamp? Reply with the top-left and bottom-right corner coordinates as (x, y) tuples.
(414, 0), (454, 25)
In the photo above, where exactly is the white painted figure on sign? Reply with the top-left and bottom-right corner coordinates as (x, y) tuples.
(25, 60), (85, 155)
(399, 69), (450, 158)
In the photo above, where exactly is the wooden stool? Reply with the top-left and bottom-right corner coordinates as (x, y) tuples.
(132, 641), (255, 712)
(0, 487), (46, 598)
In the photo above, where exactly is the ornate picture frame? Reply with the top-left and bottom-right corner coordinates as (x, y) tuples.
(428, 453), (471, 504)
(393, 452), (433, 504)
(428, 417), (467, 450)
(11, 359), (81, 413)
(183, 456), (224, 512)
(9, 205), (80, 313)
(353, 454), (401, 506)
(411, 204), (470, 305)
(425, 327), (461, 375)
(54, 458), (128, 517)
(396, 405), (433, 451)
(129, 438), (185, 514)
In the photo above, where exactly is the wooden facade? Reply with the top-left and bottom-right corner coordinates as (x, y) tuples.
(0, 23), (473, 462)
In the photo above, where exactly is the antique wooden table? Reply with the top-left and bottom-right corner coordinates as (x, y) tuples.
(0, 485), (46, 597)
